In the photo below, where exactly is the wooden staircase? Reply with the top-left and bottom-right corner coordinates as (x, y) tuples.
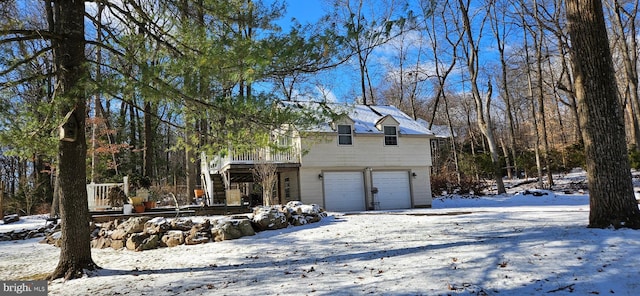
(211, 174), (226, 205)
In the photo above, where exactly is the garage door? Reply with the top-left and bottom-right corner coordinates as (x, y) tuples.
(323, 172), (366, 212)
(372, 171), (411, 210)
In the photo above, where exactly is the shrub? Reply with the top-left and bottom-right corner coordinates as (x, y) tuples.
(431, 172), (486, 196)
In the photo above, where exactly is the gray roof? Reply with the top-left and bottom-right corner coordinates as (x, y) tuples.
(281, 101), (434, 136)
(416, 119), (456, 138)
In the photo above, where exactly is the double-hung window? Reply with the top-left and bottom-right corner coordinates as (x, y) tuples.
(384, 126), (398, 146)
(338, 125), (353, 145)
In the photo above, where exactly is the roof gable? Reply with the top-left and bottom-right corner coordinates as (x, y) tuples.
(280, 101), (434, 136)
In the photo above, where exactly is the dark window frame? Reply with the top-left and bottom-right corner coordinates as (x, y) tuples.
(384, 126), (398, 146)
(338, 124), (353, 145)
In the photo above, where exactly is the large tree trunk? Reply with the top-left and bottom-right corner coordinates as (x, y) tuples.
(566, 0), (640, 229)
(143, 101), (154, 179)
(48, 0), (99, 280)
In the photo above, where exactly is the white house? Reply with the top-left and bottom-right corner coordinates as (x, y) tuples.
(201, 102), (434, 212)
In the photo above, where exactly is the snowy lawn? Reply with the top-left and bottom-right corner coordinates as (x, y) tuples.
(2, 173), (640, 295)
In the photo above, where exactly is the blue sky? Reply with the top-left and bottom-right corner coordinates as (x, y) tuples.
(281, 0), (327, 26)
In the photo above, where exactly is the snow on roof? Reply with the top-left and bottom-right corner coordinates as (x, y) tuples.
(416, 118), (456, 138)
(281, 101), (434, 136)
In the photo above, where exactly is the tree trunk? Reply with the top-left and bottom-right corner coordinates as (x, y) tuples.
(143, 101), (154, 179)
(566, 0), (640, 229)
(457, 0), (505, 194)
(533, 2), (554, 187)
(521, 14), (545, 189)
(0, 181), (4, 217)
(610, 0), (640, 149)
(48, 0), (99, 280)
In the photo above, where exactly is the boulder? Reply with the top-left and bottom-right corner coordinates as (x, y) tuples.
(290, 215), (308, 226)
(141, 234), (160, 250)
(3, 214), (19, 224)
(91, 237), (112, 249)
(0, 232), (12, 241)
(126, 232), (150, 251)
(110, 229), (128, 240)
(251, 206), (289, 231)
(145, 217), (170, 235)
(100, 220), (115, 231)
(161, 230), (184, 247)
(170, 218), (194, 231)
(119, 217), (152, 234)
(212, 219), (244, 242)
(39, 231), (62, 247)
(185, 224), (210, 245)
(111, 239), (125, 250)
(211, 218), (255, 241)
(125, 233), (160, 251)
(185, 233), (210, 245)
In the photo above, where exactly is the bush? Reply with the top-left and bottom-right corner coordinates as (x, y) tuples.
(431, 172), (486, 196)
(629, 145), (640, 170)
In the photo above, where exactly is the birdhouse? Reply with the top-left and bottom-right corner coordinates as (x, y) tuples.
(59, 116), (78, 142)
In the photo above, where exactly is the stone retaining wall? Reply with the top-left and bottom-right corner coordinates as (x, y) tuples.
(38, 201), (327, 251)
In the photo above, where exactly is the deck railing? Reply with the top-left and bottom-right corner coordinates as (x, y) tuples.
(204, 145), (301, 174)
(87, 176), (129, 211)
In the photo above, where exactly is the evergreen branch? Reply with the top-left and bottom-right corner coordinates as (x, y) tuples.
(0, 30), (59, 44)
(0, 72), (55, 91)
(0, 46), (52, 77)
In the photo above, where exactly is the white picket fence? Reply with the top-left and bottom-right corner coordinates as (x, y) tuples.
(87, 176), (129, 211)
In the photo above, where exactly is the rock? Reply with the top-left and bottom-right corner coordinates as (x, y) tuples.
(161, 230), (184, 247)
(185, 234), (209, 245)
(126, 232), (150, 251)
(145, 218), (170, 235)
(3, 214), (19, 224)
(111, 239), (125, 250)
(237, 219), (255, 236)
(305, 214), (322, 223)
(119, 217), (152, 234)
(91, 237), (112, 249)
(290, 215), (308, 226)
(251, 206), (289, 231)
(212, 218), (256, 242)
(185, 226), (210, 245)
(91, 226), (101, 239)
(39, 231), (62, 247)
(0, 232), (12, 241)
(100, 221), (116, 231)
(141, 234), (160, 250)
(110, 229), (128, 240)
(171, 218), (194, 231)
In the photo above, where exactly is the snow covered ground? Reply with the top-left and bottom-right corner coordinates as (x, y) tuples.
(2, 169), (640, 295)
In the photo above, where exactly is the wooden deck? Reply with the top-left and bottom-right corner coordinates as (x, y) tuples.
(90, 206), (252, 223)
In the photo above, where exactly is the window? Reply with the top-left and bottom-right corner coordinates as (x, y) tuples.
(384, 126), (398, 146)
(338, 124), (352, 145)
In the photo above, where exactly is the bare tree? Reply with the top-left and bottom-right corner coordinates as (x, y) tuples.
(455, 0), (506, 194)
(605, 0), (640, 149)
(488, 0), (517, 179)
(252, 153), (278, 206)
(566, 0), (640, 228)
(331, 0), (414, 104)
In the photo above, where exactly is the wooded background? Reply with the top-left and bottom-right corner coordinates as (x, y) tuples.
(1, 0), (639, 215)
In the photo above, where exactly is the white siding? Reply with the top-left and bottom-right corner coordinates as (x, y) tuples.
(297, 133), (433, 209)
(301, 134), (431, 168)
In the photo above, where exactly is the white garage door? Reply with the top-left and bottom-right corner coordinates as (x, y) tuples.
(372, 171), (411, 210)
(323, 172), (366, 212)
